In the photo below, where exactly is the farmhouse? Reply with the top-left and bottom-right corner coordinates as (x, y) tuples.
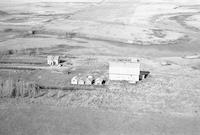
(47, 55), (60, 66)
(53, 56), (60, 65)
(109, 62), (140, 84)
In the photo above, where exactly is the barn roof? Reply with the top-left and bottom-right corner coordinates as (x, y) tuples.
(109, 62), (140, 75)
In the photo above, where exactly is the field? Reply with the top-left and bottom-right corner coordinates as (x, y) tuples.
(0, 0), (200, 135)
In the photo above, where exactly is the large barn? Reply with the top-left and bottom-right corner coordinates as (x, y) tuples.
(109, 62), (140, 83)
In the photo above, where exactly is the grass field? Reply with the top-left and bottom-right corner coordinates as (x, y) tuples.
(0, 0), (200, 135)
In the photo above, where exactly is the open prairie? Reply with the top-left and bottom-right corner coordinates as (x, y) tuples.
(0, 0), (200, 135)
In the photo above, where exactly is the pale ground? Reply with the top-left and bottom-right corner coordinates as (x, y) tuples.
(0, 0), (200, 135)
(185, 15), (200, 30)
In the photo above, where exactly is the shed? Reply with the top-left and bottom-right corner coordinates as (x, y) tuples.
(85, 75), (93, 85)
(94, 77), (103, 85)
(71, 76), (78, 85)
(28, 30), (36, 35)
(78, 78), (85, 85)
(109, 62), (140, 84)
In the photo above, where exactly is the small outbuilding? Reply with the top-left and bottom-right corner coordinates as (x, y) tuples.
(94, 77), (103, 85)
(85, 75), (93, 85)
(71, 76), (78, 85)
(78, 78), (85, 85)
(28, 30), (37, 35)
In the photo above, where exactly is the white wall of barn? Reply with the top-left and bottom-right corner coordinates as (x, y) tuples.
(109, 74), (139, 82)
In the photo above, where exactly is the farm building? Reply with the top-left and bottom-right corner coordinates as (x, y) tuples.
(130, 58), (139, 63)
(71, 76), (78, 85)
(109, 62), (140, 84)
(47, 55), (60, 66)
(47, 55), (53, 65)
(53, 56), (60, 65)
(28, 30), (37, 35)
(78, 78), (85, 85)
(94, 77), (104, 85)
(85, 75), (93, 85)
